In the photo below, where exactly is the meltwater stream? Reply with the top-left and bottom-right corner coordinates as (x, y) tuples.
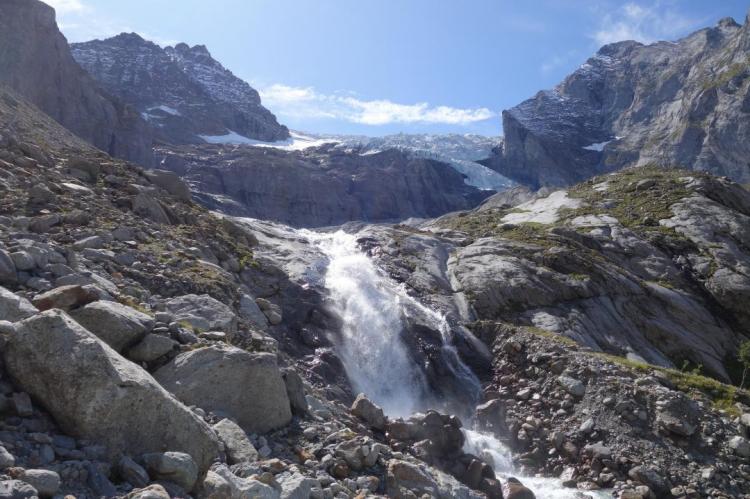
(305, 229), (607, 499)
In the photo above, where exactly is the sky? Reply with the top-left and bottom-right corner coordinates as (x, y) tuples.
(49, 0), (749, 137)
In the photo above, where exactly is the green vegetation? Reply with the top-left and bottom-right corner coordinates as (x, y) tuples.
(701, 58), (749, 91)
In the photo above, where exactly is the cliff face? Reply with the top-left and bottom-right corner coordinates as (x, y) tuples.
(0, 0), (154, 166)
(485, 14), (750, 188)
(155, 143), (491, 227)
(71, 34), (289, 144)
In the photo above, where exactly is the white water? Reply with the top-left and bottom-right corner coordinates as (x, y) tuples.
(305, 228), (609, 498)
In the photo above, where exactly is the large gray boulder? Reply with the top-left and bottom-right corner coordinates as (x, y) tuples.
(3, 310), (220, 474)
(212, 418), (258, 464)
(0, 250), (16, 284)
(70, 300), (154, 352)
(163, 294), (237, 333)
(0, 286), (37, 322)
(155, 344), (291, 433)
(144, 169), (192, 202)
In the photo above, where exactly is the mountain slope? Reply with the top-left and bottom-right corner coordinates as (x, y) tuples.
(483, 14), (750, 188)
(0, 0), (153, 166)
(71, 33), (289, 144)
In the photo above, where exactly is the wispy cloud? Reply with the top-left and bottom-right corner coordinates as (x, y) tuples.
(44, 0), (85, 14)
(259, 84), (495, 126)
(592, 1), (701, 46)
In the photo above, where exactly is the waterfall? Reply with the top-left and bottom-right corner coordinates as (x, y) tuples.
(304, 228), (609, 498)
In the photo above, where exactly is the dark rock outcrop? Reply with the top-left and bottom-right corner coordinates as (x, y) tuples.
(484, 13), (750, 187)
(71, 33), (289, 144)
(155, 143), (491, 227)
(0, 0), (154, 165)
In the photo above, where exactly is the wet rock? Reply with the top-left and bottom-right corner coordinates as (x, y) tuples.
(0, 447), (14, 469)
(502, 477), (535, 499)
(4, 310), (220, 474)
(142, 451), (198, 491)
(154, 344), (292, 433)
(70, 300), (154, 352)
(475, 399), (507, 437)
(213, 418), (258, 464)
(350, 393), (386, 430)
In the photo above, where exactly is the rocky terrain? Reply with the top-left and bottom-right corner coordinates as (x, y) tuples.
(482, 13), (750, 188)
(155, 143), (492, 227)
(71, 33), (289, 144)
(0, 0), (154, 166)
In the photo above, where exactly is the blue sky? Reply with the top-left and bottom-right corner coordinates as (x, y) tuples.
(50, 0), (748, 136)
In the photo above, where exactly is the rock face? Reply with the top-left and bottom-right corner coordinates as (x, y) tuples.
(70, 33), (288, 144)
(3, 310), (220, 474)
(154, 345), (292, 433)
(0, 0), (153, 165)
(483, 14), (750, 187)
(155, 144), (491, 227)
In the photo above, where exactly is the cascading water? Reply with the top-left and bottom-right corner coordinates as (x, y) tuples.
(305, 228), (608, 498)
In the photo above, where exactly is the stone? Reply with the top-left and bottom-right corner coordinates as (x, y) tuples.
(163, 294), (237, 333)
(20, 470), (60, 497)
(70, 300), (154, 352)
(196, 469), (232, 499)
(0, 447), (13, 469)
(127, 484), (171, 499)
(655, 396), (698, 436)
(280, 368), (307, 416)
(0, 287), (37, 322)
(127, 334), (177, 363)
(502, 478), (536, 499)
(579, 418), (595, 434)
(213, 418), (258, 464)
(557, 376), (585, 397)
(729, 436), (750, 457)
(238, 294), (268, 328)
(132, 192), (172, 225)
(211, 464), (279, 499)
(31, 284), (99, 311)
(0, 250), (16, 284)
(475, 399), (507, 437)
(255, 298), (282, 325)
(10, 251), (35, 271)
(386, 459), (439, 497)
(11, 392), (33, 417)
(142, 451), (198, 491)
(277, 471), (318, 499)
(118, 456), (150, 488)
(0, 480), (37, 499)
(72, 235), (104, 250)
(627, 466), (670, 496)
(144, 169), (192, 201)
(4, 310), (220, 475)
(350, 393), (386, 430)
(154, 344), (292, 434)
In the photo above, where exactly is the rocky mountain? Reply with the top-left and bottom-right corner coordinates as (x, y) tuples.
(71, 33), (289, 145)
(0, 0), (154, 166)
(155, 143), (492, 227)
(483, 13), (750, 188)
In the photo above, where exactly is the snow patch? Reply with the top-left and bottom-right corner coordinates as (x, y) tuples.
(583, 140), (611, 151)
(198, 130), (337, 151)
(148, 105), (181, 116)
(502, 191), (582, 225)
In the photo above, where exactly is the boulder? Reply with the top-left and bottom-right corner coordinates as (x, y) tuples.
(118, 456), (150, 488)
(0, 480), (37, 499)
(350, 393), (386, 430)
(557, 376), (585, 397)
(3, 310), (220, 474)
(154, 344), (292, 433)
(0, 250), (16, 284)
(133, 192), (172, 225)
(19, 470), (60, 497)
(255, 298), (282, 326)
(213, 418), (258, 464)
(386, 459), (439, 498)
(628, 466), (671, 496)
(0, 286), (37, 322)
(142, 451), (198, 491)
(145, 169), (192, 202)
(127, 334), (178, 363)
(502, 477), (535, 499)
(127, 484), (171, 499)
(195, 469), (232, 499)
(211, 464), (279, 499)
(475, 399), (508, 437)
(70, 301), (154, 352)
(276, 471), (318, 499)
(163, 294), (237, 333)
(655, 396), (699, 436)
(281, 368), (308, 416)
(729, 436), (750, 457)
(238, 294), (268, 329)
(31, 284), (99, 311)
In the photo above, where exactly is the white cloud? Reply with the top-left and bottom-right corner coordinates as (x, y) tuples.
(259, 84), (494, 126)
(592, 1), (700, 46)
(44, 0), (85, 14)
